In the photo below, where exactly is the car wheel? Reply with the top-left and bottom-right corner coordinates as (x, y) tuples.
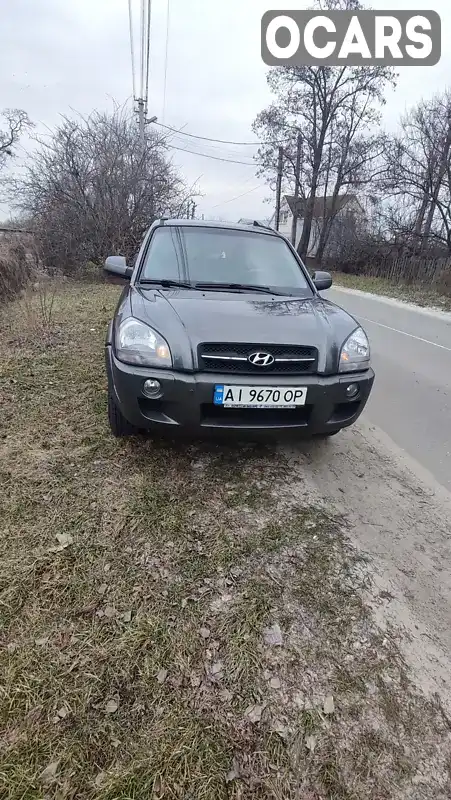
(108, 393), (139, 437)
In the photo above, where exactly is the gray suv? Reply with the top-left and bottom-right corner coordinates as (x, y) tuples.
(104, 219), (374, 438)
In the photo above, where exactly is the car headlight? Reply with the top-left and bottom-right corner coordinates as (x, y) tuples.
(115, 317), (172, 367)
(339, 327), (370, 373)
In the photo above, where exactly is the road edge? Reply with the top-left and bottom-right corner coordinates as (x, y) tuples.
(331, 284), (451, 321)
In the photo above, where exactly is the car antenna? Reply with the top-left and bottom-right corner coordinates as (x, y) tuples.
(252, 220), (275, 232)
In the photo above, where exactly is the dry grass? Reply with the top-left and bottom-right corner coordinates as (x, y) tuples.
(1, 282), (450, 799)
(332, 272), (451, 312)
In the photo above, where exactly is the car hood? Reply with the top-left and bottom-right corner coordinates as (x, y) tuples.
(130, 287), (360, 374)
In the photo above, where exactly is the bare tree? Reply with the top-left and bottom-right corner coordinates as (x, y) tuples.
(0, 109), (32, 172)
(383, 91), (451, 253)
(11, 107), (198, 272)
(253, 0), (395, 263)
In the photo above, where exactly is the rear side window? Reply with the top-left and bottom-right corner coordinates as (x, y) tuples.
(140, 228), (182, 281)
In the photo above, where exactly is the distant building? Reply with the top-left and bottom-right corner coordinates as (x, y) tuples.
(272, 194), (365, 256)
(237, 218), (273, 228)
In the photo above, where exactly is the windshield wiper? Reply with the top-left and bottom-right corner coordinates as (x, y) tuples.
(195, 282), (285, 295)
(139, 279), (195, 289)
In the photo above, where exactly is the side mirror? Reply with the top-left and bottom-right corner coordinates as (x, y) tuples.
(312, 270), (332, 291)
(104, 255), (132, 279)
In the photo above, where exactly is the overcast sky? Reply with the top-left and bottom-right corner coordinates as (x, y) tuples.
(1, 0), (450, 222)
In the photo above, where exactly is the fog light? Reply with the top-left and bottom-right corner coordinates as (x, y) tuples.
(346, 383), (359, 398)
(143, 379), (162, 398)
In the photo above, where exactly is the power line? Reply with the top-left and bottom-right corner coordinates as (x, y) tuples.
(169, 143), (256, 166)
(140, 0), (146, 100)
(127, 0), (136, 99)
(166, 131), (261, 160)
(155, 121), (280, 147)
(211, 184), (265, 209)
(162, 0), (170, 122)
(144, 0), (152, 107)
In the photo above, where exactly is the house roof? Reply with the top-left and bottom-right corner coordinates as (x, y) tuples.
(284, 194), (359, 218)
(237, 218), (271, 226)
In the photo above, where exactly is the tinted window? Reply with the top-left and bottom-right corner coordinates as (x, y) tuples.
(141, 228), (181, 280)
(140, 226), (312, 294)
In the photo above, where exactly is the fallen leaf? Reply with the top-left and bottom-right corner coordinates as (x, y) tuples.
(245, 704), (264, 723)
(156, 668), (168, 684)
(306, 734), (316, 752)
(190, 672), (201, 688)
(94, 772), (106, 787)
(39, 760), (59, 784)
(55, 532), (73, 548)
(57, 707), (68, 719)
(272, 720), (288, 738)
(104, 563), (111, 572)
(111, 737), (120, 748)
(210, 661), (223, 676)
(199, 627), (211, 639)
(104, 606), (116, 618)
(270, 677), (281, 689)
(78, 602), (97, 616)
(226, 757), (241, 783)
(263, 623), (283, 647)
(323, 695), (335, 715)
(35, 636), (49, 647)
(105, 699), (118, 714)
(122, 610), (132, 623)
(98, 583), (108, 595)
(220, 688), (233, 703)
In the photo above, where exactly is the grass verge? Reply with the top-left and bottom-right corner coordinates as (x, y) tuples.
(0, 282), (450, 799)
(332, 272), (451, 312)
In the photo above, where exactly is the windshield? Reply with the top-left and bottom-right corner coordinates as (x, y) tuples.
(140, 226), (313, 295)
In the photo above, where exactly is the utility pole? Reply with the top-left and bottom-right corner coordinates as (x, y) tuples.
(275, 146), (284, 231)
(291, 132), (302, 247)
(137, 98), (146, 153)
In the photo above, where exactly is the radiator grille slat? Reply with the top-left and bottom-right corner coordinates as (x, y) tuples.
(198, 343), (318, 375)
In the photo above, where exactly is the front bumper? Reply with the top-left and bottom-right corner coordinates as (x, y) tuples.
(106, 346), (374, 437)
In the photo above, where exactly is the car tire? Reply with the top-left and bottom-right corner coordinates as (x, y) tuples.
(315, 430), (340, 438)
(108, 392), (139, 437)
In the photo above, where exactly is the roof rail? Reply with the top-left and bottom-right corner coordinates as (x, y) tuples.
(252, 220), (275, 232)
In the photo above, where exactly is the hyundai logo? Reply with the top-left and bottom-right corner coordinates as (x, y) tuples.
(248, 351), (275, 367)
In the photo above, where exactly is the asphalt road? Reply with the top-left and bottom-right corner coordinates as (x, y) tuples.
(325, 286), (451, 491)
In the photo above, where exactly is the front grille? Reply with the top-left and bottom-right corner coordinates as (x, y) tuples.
(198, 343), (318, 375)
(200, 404), (312, 428)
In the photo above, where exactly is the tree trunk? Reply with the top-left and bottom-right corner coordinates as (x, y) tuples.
(315, 222), (331, 265)
(413, 192), (430, 240)
(421, 123), (451, 250)
(297, 123), (328, 260)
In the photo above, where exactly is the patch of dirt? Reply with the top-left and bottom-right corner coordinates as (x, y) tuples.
(279, 420), (451, 716)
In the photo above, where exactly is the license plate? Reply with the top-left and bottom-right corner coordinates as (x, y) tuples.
(213, 385), (307, 408)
